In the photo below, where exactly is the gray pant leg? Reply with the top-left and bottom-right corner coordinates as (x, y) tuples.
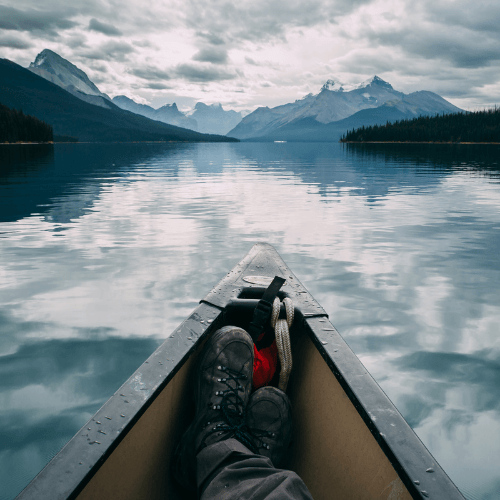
(197, 438), (314, 500)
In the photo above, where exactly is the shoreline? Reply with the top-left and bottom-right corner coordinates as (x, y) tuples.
(340, 141), (500, 145)
(0, 140), (236, 145)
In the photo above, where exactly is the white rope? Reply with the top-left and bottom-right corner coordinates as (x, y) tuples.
(271, 296), (294, 392)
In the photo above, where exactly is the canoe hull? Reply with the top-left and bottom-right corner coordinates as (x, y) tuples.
(16, 243), (464, 500)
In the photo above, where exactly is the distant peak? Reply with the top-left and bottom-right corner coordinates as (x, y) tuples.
(30, 49), (62, 68)
(297, 93), (314, 101)
(194, 102), (223, 111)
(359, 75), (393, 89)
(320, 75), (392, 93)
(321, 79), (345, 92)
(113, 95), (133, 102)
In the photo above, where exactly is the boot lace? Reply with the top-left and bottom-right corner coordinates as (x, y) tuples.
(246, 426), (276, 452)
(202, 365), (257, 453)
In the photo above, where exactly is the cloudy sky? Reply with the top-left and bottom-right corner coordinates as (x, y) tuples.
(0, 0), (499, 112)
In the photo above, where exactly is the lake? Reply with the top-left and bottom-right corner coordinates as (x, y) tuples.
(0, 142), (499, 500)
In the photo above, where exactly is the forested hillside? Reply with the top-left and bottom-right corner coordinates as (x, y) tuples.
(341, 108), (500, 143)
(0, 102), (53, 143)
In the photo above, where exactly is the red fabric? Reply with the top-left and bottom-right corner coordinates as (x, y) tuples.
(252, 340), (278, 389)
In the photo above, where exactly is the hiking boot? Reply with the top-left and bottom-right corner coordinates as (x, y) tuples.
(172, 326), (255, 492)
(246, 386), (292, 468)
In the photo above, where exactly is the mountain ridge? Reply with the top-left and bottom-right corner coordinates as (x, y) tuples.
(112, 95), (198, 130)
(227, 77), (462, 141)
(27, 49), (245, 136)
(28, 49), (112, 109)
(113, 97), (244, 135)
(0, 58), (236, 143)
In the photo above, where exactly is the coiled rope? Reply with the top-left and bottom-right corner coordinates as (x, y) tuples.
(271, 297), (294, 392)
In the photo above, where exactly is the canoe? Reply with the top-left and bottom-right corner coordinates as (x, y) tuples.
(16, 243), (465, 500)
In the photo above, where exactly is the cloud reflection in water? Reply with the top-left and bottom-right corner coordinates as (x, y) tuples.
(0, 142), (499, 500)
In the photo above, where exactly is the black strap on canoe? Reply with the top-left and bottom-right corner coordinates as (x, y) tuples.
(247, 276), (286, 343)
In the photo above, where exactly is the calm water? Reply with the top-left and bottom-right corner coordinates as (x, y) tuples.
(1, 142), (499, 500)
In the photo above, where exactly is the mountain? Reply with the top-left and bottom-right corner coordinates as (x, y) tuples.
(227, 76), (462, 141)
(28, 49), (112, 109)
(25, 49), (244, 136)
(188, 102), (243, 135)
(0, 58), (236, 143)
(114, 97), (244, 135)
(112, 96), (198, 130)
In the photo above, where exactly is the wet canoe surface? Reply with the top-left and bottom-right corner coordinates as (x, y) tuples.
(16, 243), (464, 500)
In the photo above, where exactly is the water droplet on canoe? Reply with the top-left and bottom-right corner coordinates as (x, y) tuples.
(414, 480), (420, 485)
(426, 468), (434, 473)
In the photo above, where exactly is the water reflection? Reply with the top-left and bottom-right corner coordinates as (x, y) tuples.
(0, 142), (499, 500)
(0, 331), (159, 500)
(0, 143), (191, 223)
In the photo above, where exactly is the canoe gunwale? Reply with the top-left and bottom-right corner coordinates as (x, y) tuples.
(302, 315), (465, 500)
(16, 243), (465, 500)
(15, 302), (225, 500)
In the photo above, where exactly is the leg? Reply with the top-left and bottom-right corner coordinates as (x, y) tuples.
(173, 326), (314, 499)
(198, 438), (314, 500)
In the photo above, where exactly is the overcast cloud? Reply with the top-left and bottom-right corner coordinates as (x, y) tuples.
(0, 0), (499, 111)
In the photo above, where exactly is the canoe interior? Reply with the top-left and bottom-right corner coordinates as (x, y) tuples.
(76, 324), (412, 500)
(16, 243), (464, 500)
(74, 348), (195, 499)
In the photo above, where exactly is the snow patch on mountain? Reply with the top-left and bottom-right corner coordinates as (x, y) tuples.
(320, 76), (393, 94)
(28, 49), (112, 108)
(228, 76), (461, 140)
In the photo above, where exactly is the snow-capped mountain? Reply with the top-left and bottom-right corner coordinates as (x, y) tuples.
(27, 49), (243, 134)
(188, 102), (243, 135)
(228, 76), (462, 141)
(112, 96), (197, 130)
(28, 49), (112, 109)
(1, 58), (236, 142)
(113, 97), (244, 135)
(321, 76), (394, 93)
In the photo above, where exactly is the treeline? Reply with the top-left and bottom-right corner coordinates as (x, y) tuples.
(340, 107), (500, 143)
(0, 102), (53, 143)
